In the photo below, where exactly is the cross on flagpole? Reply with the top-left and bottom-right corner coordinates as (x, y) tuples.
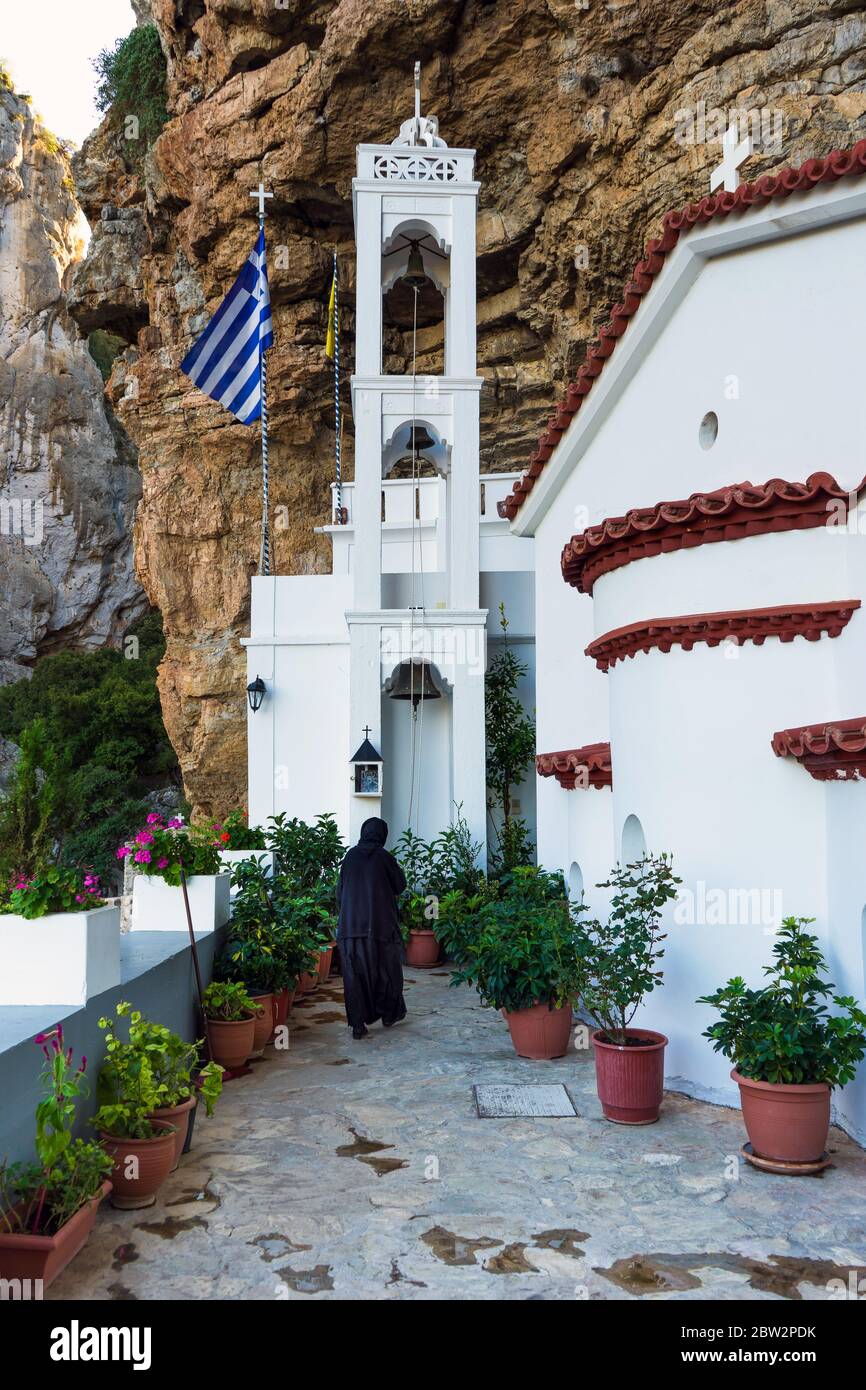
(250, 182), (273, 221)
(250, 182), (273, 575)
(710, 121), (753, 193)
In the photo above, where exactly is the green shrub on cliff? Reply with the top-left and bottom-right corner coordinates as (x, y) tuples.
(0, 612), (180, 889)
(93, 24), (168, 157)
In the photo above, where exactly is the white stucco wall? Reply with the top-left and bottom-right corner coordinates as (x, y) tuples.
(529, 198), (866, 1142)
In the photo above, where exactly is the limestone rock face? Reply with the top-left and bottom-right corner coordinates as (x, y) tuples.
(71, 0), (866, 816)
(0, 87), (146, 683)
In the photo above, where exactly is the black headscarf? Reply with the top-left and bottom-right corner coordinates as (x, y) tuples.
(336, 817), (406, 939)
(357, 817), (388, 856)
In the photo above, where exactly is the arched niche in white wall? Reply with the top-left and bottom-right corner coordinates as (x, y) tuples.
(621, 814), (646, 864)
(568, 861), (584, 903)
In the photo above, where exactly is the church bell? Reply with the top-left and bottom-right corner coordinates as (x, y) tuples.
(386, 660), (443, 713)
(401, 242), (429, 291)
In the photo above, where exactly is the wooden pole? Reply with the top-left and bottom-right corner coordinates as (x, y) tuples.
(181, 868), (213, 1060)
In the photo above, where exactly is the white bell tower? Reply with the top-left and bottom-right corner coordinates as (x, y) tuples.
(347, 65), (487, 853)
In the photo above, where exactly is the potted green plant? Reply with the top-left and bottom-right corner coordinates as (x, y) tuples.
(451, 867), (583, 1059)
(202, 981), (260, 1072)
(435, 885), (493, 965)
(119, 814), (230, 933)
(0, 1029), (112, 1289)
(394, 813), (486, 967)
(96, 1002), (223, 1169)
(216, 926), (280, 1058)
(576, 854), (681, 1124)
(699, 917), (866, 1167)
(264, 814), (344, 993)
(0, 866), (120, 1006)
(92, 1006), (178, 1210)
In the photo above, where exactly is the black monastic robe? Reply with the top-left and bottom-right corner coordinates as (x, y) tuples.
(336, 817), (407, 1031)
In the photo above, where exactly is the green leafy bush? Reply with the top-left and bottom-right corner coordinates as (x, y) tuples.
(485, 605), (535, 869)
(96, 1002), (222, 1124)
(699, 917), (866, 1087)
(266, 812), (344, 890)
(0, 720), (63, 883)
(93, 24), (168, 158)
(88, 329), (128, 382)
(0, 611), (179, 888)
(450, 867), (583, 1012)
(573, 854), (681, 1045)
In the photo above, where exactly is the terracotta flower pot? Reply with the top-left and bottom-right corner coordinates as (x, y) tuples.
(147, 1095), (196, 1171)
(100, 1122), (177, 1210)
(592, 1028), (668, 1125)
(270, 987), (292, 1042)
(504, 1000), (573, 1059)
(318, 945), (335, 981)
(248, 993), (275, 1058)
(298, 970), (318, 994)
(0, 1181), (110, 1290)
(207, 1013), (256, 1071)
(732, 1069), (831, 1163)
(405, 929), (439, 968)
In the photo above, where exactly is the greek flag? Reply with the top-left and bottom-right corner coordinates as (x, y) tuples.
(180, 228), (273, 424)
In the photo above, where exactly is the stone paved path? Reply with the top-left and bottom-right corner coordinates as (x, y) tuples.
(54, 971), (866, 1301)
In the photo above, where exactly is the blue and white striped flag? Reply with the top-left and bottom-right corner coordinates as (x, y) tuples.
(180, 228), (273, 424)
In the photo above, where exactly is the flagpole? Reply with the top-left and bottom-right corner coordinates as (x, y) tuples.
(259, 315), (271, 576)
(333, 249), (343, 523)
(251, 181), (274, 576)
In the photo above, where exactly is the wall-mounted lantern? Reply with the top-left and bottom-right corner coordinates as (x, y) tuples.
(247, 675), (267, 713)
(350, 727), (383, 797)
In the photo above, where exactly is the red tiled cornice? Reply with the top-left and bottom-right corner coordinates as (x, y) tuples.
(499, 140), (866, 523)
(536, 742), (612, 790)
(772, 718), (866, 780)
(561, 474), (863, 594)
(586, 601), (860, 672)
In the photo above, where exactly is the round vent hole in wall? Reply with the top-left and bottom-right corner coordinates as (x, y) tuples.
(699, 411), (718, 449)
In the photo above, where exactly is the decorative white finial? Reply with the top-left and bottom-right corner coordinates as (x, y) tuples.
(710, 121), (753, 194)
(391, 61), (447, 148)
(250, 182), (273, 219)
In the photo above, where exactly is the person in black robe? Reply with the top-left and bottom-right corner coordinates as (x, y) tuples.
(336, 817), (407, 1039)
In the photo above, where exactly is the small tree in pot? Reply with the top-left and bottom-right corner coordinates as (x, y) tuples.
(451, 867), (584, 1059)
(699, 917), (866, 1168)
(576, 854), (681, 1125)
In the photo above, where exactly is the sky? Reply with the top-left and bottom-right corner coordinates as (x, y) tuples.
(2, 0), (138, 146)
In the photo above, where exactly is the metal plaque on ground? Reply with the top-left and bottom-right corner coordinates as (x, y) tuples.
(473, 1084), (577, 1118)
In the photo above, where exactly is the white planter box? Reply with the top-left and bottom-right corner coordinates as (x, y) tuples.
(0, 904), (121, 1006)
(219, 849), (275, 896)
(130, 873), (230, 934)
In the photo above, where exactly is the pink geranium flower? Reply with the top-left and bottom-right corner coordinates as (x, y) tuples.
(168, 818), (183, 829)
(135, 830), (155, 846)
(134, 849), (152, 865)
(116, 845), (132, 860)
(157, 857), (169, 870)
(146, 813), (162, 825)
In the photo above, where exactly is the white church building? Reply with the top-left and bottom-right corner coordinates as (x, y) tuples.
(502, 137), (866, 1142)
(243, 80), (866, 1143)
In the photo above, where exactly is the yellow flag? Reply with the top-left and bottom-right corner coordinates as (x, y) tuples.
(324, 270), (336, 359)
